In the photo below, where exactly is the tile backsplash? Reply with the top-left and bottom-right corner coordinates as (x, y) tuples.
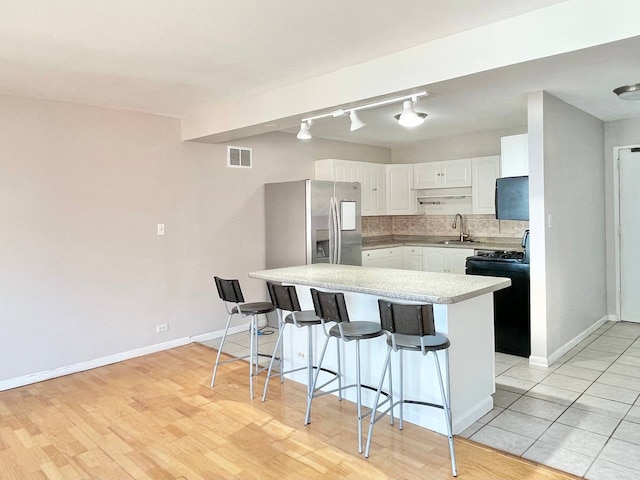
(363, 215), (528, 239)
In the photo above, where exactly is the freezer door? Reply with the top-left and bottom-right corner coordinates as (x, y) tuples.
(309, 180), (335, 264)
(335, 181), (362, 266)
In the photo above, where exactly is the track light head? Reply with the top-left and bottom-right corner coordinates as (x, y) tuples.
(614, 83), (640, 100)
(349, 111), (366, 131)
(297, 120), (312, 140)
(395, 100), (427, 127)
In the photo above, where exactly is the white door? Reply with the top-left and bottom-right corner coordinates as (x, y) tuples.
(620, 148), (640, 322)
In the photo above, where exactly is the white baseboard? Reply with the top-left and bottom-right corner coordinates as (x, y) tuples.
(0, 321), (251, 392)
(531, 314), (612, 367)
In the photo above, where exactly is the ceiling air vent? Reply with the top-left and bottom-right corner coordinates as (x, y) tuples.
(227, 146), (252, 168)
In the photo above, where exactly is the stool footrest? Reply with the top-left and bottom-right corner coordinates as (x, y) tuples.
(403, 399), (444, 410)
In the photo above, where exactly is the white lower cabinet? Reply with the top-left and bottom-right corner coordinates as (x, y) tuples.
(403, 246), (423, 271)
(362, 248), (404, 269)
(423, 247), (475, 274)
(364, 246), (473, 274)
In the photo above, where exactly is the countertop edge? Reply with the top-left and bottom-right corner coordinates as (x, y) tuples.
(249, 266), (511, 305)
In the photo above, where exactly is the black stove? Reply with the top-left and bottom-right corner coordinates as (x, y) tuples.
(465, 243), (530, 357)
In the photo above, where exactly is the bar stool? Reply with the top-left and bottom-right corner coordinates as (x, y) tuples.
(210, 276), (276, 399)
(261, 282), (339, 401)
(305, 288), (392, 454)
(365, 300), (457, 477)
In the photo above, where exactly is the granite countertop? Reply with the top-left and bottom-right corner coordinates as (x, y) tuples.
(249, 264), (510, 305)
(362, 235), (523, 252)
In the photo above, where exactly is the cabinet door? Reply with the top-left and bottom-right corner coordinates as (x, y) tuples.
(360, 163), (385, 216)
(362, 248), (402, 268)
(472, 156), (500, 214)
(404, 246), (423, 271)
(372, 164), (386, 215)
(500, 134), (529, 177)
(361, 163), (374, 216)
(449, 249), (475, 274)
(423, 247), (448, 273)
(441, 159), (472, 187)
(345, 162), (361, 183)
(413, 162), (441, 189)
(386, 164), (415, 215)
(332, 160), (349, 182)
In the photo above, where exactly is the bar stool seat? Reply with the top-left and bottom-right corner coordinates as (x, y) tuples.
(329, 321), (382, 340)
(231, 302), (275, 315)
(386, 332), (450, 351)
(283, 310), (322, 325)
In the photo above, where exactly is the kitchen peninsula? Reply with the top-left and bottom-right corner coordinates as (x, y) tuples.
(249, 264), (510, 435)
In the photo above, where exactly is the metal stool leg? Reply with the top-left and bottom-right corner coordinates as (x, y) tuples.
(307, 325), (314, 396)
(262, 312), (286, 401)
(249, 314), (257, 399)
(336, 337), (343, 400)
(364, 345), (393, 458)
(356, 339), (363, 453)
(434, 351), (457, 477)
(399, 350), (404, 430)
(211, 312), (233, 388)
(305, 334), (331, 425)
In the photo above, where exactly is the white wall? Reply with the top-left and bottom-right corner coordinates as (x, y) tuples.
(528, 91), (607, 363)
(604, 118), (640, 315)
(391, 128), (525, 164)
(0, 94), (389, 386)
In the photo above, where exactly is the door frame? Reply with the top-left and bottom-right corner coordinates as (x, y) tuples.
(613, 144), (640, 322)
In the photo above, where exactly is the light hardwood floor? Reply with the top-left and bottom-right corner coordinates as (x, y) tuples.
(0, 344), (579, 479)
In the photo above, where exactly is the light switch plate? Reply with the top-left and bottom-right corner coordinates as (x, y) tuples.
(157, 224), (165, 235)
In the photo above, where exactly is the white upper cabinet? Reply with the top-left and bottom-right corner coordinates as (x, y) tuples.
(315, 159), (385, 216)
(413, 159), (472, 189)
(385, 164), (416, 215)
(413, 162), (441, 189)
(472, 155), (500, 215)
(361, 162), (386, 216)
(500, 134), (528, 177)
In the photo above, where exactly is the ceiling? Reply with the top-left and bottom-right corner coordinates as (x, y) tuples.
(295, 36), (640, 147)
(0, 0), (638, 147)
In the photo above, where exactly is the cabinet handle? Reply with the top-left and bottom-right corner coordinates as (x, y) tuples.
(372, 188), (377, 191)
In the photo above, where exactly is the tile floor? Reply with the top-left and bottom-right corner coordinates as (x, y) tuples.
(460, 321), (640, 479)
(203, 321), (640, 479)
(201, 326), (280, 370)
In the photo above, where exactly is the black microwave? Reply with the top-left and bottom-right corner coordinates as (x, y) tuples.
(495, 176), (529, 221)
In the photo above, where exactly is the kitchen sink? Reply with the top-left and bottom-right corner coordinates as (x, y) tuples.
(439, 240), (475, 245)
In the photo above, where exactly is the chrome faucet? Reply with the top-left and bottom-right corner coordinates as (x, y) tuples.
(452, 213), (467, 242)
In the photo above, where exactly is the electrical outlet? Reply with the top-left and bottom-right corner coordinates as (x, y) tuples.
(297, 352), (305, 358)
(156, 323), (168, 333)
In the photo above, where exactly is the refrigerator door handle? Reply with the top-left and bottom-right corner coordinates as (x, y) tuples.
(329, 196), (338, 264)
(335, 198), (342, 264)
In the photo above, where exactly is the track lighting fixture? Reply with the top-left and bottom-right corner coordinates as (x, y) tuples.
(296, 120), (312, 140)
(394, 97), (428, 127)
(296, 91), (428, 140)
(614, 83), (640, 100)
(349, 110), (366, 131)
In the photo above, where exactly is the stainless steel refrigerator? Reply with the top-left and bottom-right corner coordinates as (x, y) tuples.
(265, 180), (362, 268)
